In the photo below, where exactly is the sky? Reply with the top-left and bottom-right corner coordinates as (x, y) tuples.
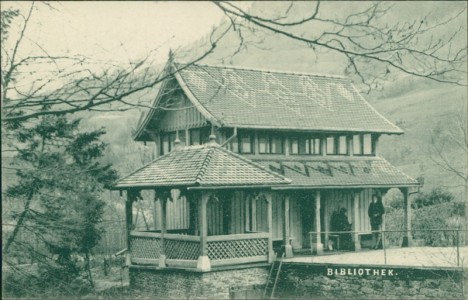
(3, 1), (228, 65)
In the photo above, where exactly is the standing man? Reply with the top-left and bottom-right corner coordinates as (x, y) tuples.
(368, 194), (385, 249)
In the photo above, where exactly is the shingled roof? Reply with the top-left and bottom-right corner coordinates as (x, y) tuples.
(251, 156), (419, 189)
(169, 62), (403, 134)
(112, 142), (291, 189)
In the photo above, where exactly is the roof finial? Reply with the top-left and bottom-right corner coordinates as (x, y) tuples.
(208, 134), (217, 145)
(173, 138), (182, 150)
(168, 49), (175, 63)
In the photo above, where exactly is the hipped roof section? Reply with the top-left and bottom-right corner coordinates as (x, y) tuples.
(252, 156), (420, 189)
(133, 61), (403, 141)
(112, 142), (291, 189)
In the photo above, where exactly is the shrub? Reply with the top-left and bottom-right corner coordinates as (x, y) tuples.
(412, 187), (455, 209)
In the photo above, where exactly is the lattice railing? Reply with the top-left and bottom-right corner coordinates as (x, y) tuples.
(130, 236), (162, 260)
(166, 239), (200, 260)
(207, 235), (268, 260)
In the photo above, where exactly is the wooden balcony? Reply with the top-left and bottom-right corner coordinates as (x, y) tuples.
(129, 231), (270, 270)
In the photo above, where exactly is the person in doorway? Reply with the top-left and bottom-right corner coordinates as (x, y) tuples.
(330, 208), (353, 250)
(368, 195), (385, 249)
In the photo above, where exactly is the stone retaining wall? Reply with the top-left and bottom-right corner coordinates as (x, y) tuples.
(275, 263), (466, 299)
(129, 263), (466, 299)
(129, 266), (268, 299)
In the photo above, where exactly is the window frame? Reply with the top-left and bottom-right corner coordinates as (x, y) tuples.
(289, 135), (322, 155)
(352, 133), (374, 156)
(258, 133), (284, 155)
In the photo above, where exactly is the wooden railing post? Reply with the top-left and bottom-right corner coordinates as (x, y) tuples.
(125, 189), (138, 266)
(159, 192), (168, 268)
(197, 192), (211, 271)
(401, 187), (413, 247)
(266, 192), (275, 262)
(353, 190), (361, 251)
(313, 190), (324, 255)
(283, 193), (293, 258)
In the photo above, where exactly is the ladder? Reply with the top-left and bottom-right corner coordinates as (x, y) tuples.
(263, 253), (285, 299)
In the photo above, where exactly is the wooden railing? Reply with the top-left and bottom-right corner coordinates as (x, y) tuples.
(129, 231), (269, 268)
(207, 232), (269, 267)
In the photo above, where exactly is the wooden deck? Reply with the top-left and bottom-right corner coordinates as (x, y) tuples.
(285, 246), (468, 268)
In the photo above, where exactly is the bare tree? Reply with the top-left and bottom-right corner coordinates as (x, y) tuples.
(429, 101), (468, 239)
(1, 3), (232, 124)
(214, 1), (467, 92)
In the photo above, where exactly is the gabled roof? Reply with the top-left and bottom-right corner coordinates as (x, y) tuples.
(133, 62), (403, 141)
(251, 156), (419, 189)
(174, 62), (403, 134)
(112, 142), (291, 189)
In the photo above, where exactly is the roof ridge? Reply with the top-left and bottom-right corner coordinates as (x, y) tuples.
(195, 147), (215, 184)
(173, 61), (348, 80)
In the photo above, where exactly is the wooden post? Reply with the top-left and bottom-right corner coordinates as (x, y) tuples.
(283, 194), (293, 258)
(251, 195), (257, 231)
(323, 195), (330, 250)
(313, 190), (324, 254)
(125, 189), (137, 266)
(321, 136), (327, 156)
(348, 135), (354, 157)
(401, 188), (413, 247)
(266, 192), (275, 262)
(153, 190), (159, 231)
(353, 191), (361, 251)
(197, 192), (211, 271)
(159, 194), (168, 268)
(372, 134), (380, 156)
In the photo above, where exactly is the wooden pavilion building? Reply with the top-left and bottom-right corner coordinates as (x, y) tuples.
(112, 60), (420, 272)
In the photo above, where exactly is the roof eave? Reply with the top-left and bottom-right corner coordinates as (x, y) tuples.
(271, 183), (420, 190)
(218, 123), (404, 135)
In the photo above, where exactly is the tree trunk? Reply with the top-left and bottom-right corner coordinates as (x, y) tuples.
(464, 181), (468, 246)
(3, 191), (34, 254)
(85, 252), (94, 288)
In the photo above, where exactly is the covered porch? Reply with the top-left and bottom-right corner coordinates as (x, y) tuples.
(112, 139), (290, 271)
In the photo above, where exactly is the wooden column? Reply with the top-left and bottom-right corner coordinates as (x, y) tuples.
(266, 192), (275, 262)
(157, 190), (169, 268)
(153, 190), (159, 231)
(372, 134), (380, 156)
(125, 189), (137, 266)
(282, 194), (293, 258)
(323, 195), (330, 250)
(352, 191), (361, 251)
(313, 190), (324, 254)
(401, 187), (413, 247)
(348, 135), (354, 157)
(321, 136), (327, 156)
(197, 192), (211, 271)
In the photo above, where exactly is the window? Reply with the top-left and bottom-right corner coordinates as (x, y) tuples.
(190, 129), (201, 145)
(259, 134), (284, 154)
(240, 134), (253, 153)
(290, 136), (321, 155)
(230, 138), (239, 153)
(326, 135), (348, 155)
(230, 133), (253, 153)
(363, 134), (372, 155)
(352, 134), (373, 155)
(326, 137), (335, 154)
(258, 136), (269, 154)
(353, 135), (362, 155)
(290, 139), (299, 154)
(312, 138), (321, 154)
(162, 134), (170, 155)
(338, 136), (348, 155)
